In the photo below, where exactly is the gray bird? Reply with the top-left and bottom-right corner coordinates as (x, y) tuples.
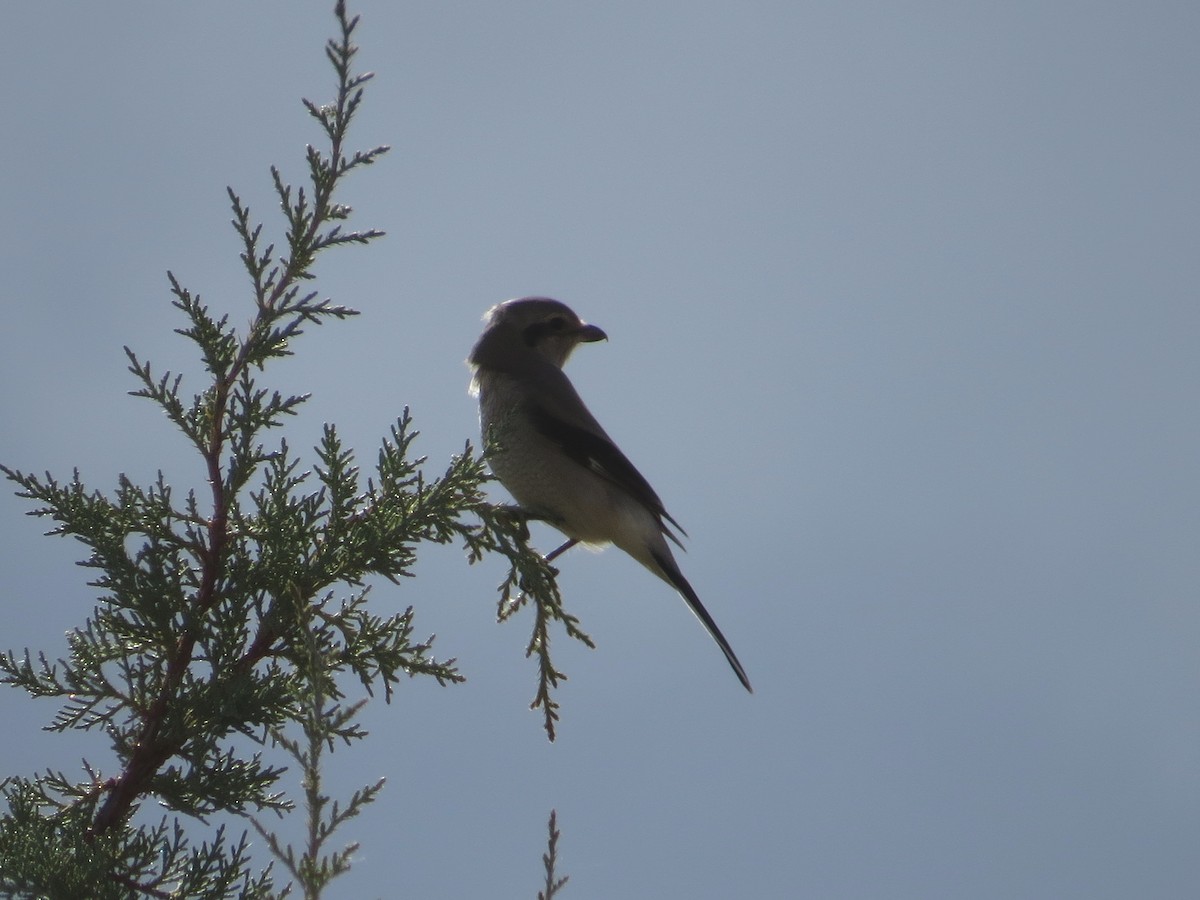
(468, 296), (752, 692)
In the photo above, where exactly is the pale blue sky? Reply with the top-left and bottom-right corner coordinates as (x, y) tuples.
(2, 3), (1198, 898)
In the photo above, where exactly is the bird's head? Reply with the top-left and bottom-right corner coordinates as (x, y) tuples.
(470, 297), (607, 372)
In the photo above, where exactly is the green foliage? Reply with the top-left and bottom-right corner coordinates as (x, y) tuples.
(494, 534), (595, 742)
(537, 809), (570, 900)
(249, 588), (386, 900)
(0, 777), (274, 899)
(0, 3), (582, 896)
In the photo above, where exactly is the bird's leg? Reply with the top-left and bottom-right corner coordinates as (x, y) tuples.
(543, 538), (579, 564)
(514, 537), (578, 597)
(496, 504), (571, 560)
(494, 504), (537, 541)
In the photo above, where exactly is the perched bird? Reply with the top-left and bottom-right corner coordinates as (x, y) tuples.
(468, 297), (752, 692)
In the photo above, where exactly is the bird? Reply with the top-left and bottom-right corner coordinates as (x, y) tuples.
(468, 296), (752, 692)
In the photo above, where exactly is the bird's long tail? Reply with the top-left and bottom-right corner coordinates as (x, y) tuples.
(650, 548), (753, 693)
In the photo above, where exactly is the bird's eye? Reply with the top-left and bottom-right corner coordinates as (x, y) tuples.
(522, 316), (569, 346)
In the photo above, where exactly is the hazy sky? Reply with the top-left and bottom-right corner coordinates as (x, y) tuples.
(2, 3), (1197, 898)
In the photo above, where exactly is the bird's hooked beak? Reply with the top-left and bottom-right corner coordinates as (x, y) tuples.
(577, 322), (607, 343)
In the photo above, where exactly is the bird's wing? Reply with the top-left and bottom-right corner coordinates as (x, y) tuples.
(527, 383), (688, 542)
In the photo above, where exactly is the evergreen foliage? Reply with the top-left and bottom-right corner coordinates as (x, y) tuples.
(1, 4), (578, 895)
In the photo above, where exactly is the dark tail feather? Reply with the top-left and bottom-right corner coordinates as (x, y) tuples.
(651, 549), (753, 693)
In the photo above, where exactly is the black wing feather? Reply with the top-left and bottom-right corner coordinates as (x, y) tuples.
(529, 402), (688, 540)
